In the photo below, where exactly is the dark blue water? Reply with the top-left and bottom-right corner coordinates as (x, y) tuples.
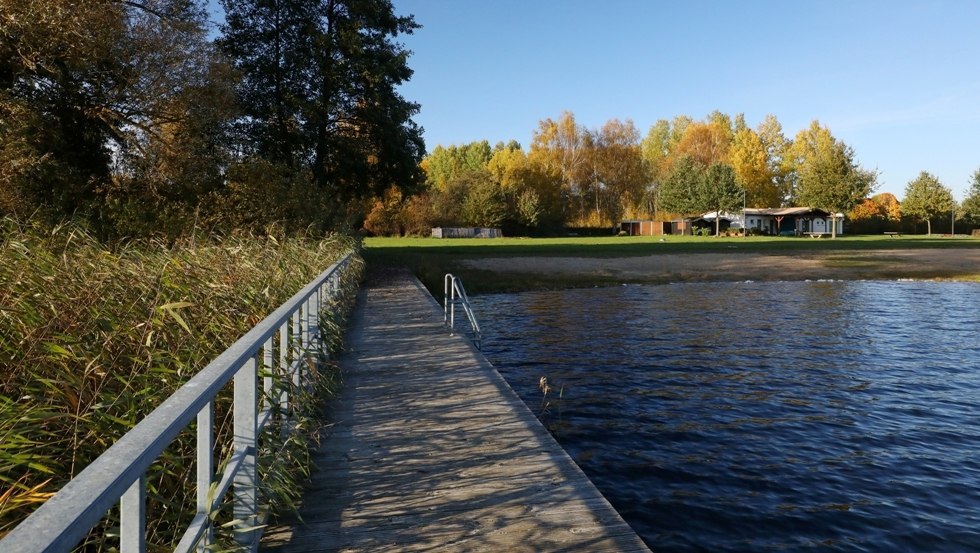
(470, 281), (980, 552)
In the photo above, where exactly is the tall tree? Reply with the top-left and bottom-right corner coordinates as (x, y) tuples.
(1, 0), (225, 232)
(486, 144), (561, 227)
(583, 119), (645, 227)
(960, 168), (980, 227)
(220, 0), (425, 218)
(903, 171), (955, 235)
(706, 110), (734, 149)
(659, 155), (743, 232)
(422, 141), (492, 190)
(700, 162), (744, 236)
(219, 0), (318, 166)
(874, 192), (903, 222)
(729, 128), (780, 207)
(529, 111), (588, 222)
(668, 114), (693, 148)
(675, 121), (729, 167)
(459, 171), (505, 227)
(787, 121), (876, 238)
(659, 155), (703, 217)
(640, 119), (672, 217)
(733, 113), (748, 134)
(756, 114), (791, 205)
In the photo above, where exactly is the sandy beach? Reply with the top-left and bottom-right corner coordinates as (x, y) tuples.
(461, 248), (980, 285)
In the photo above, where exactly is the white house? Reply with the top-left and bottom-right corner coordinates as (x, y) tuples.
(738, 207), (844, 236)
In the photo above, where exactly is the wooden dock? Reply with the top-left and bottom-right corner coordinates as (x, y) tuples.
(261, 270), (651, 552)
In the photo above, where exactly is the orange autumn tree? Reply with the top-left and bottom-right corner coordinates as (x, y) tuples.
(848, 192), (902, 234)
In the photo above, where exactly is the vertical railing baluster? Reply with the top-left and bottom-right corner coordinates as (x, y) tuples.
(263, 337), (274, 410)
(292, 308), (303, 384)
(120, 475), (146, 553)
(310, 289), (320, 352)
(233, 356), (258, 547)
(279, 320), (290, 437)
(304, 295), (312, 352)
(196, 401), (214, 552)
(444, 273), (451, 326)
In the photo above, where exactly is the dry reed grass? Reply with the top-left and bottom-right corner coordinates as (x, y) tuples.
(0, 219), (362, 550)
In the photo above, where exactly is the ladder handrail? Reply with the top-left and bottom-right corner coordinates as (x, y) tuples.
(444, 273), (482, 349)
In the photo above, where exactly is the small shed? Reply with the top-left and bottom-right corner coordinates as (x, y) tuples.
(671, 219), (693, 236)
(431, 227), (503, 239)
(620, 220), (670, 236)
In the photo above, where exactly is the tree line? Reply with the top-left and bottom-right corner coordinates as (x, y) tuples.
(1, 0), (424, 239)
(366, 110), (877, 236)
(5, 2), (979, 239)
(851, 170), (980, 235)
(368, 110), (980, 237)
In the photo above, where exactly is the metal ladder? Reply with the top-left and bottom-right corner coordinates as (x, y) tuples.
(443, 273), (482, 349)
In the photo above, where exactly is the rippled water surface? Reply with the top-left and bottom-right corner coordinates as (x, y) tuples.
(470, 281), (980, 552)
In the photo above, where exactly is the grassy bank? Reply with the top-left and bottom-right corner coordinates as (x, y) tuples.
(364, 234), (980, 294)
(0, 220), (362, 549)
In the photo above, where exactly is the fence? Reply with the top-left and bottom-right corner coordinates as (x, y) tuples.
(0, 252), (356, 553)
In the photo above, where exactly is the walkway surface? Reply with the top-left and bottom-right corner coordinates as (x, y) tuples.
(262, 269), (651, 552)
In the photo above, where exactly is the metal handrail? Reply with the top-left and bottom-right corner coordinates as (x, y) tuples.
(0, 252), (355, 553)
(444, 273), (482, 349)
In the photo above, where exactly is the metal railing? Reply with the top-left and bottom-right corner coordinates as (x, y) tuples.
(0, 252), (355, 553)
(444, 273), (482, 349)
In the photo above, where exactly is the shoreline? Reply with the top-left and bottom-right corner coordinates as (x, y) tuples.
(458, 248), (980, 290)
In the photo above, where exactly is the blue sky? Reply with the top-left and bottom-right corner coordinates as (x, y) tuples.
(392, 0), (980, 200)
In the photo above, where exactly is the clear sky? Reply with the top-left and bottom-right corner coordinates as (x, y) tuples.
(392, 0), (980, 200)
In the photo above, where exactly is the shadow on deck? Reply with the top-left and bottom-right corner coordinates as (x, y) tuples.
(262, 269), (651, 552)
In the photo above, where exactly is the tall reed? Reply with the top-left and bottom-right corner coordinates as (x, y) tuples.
(0, 219), (362, 550)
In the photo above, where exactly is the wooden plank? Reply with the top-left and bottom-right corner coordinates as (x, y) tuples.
(261, 270), (651, 552)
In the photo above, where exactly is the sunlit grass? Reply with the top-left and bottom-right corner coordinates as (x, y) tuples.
(364, 233), (980, 294)
(365, 233), (980, 257)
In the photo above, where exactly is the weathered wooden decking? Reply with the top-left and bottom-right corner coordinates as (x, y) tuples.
(262, 269), (651, 552)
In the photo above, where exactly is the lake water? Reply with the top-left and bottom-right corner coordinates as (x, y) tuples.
(470, 280), (980, 552)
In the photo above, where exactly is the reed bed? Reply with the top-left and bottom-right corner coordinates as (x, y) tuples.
(0, 219), (363, 550)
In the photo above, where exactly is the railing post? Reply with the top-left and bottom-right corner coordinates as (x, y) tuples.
(233, 355), (258, 547)
(196, 402), (214, 552)
(292, 308), (302, 383)
(444, 273), (450, 326)
(308, 290), (319, 353)
(279, 320), (290, 437)
(450, 277), (457, 335)
(120, 475), (146, 553)
(263, 337), (274, 405)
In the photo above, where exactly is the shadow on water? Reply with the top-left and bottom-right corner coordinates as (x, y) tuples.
(473, 280), (980, 552)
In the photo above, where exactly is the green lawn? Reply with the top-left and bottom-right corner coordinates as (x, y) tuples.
(366, 233), (980, 257)
(363, 233), (980, 294)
